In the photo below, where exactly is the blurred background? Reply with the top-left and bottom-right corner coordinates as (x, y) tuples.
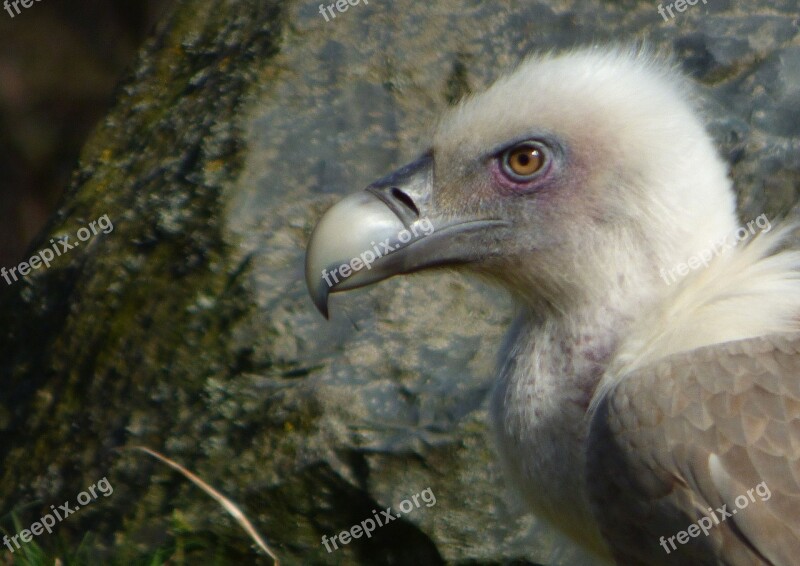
(0, 0), (170, 267)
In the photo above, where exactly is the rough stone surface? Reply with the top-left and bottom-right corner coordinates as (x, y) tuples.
(0, 0), (798, 564)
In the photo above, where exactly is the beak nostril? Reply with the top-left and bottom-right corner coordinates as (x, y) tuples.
(390, 187), (420, 217)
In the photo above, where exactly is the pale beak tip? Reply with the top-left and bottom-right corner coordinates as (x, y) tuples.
(314, 292), (331, 320)
(306, 269), (332, 320)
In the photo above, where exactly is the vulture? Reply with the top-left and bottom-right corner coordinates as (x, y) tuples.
(304, 47), (800, 565)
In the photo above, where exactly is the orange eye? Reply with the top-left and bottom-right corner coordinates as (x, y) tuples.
(502, 143), (546, 179)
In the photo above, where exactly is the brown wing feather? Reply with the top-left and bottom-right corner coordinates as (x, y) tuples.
(587, 333), (800, 565)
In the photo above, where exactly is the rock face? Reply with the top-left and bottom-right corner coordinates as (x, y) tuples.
(0, 0), (798, 564)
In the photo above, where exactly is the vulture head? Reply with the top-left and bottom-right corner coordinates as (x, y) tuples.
(306, 48), (737, 318)
(306, 47), (800, 564)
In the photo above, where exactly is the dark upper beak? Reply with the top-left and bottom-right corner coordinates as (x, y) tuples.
(305, 152), (509, 318)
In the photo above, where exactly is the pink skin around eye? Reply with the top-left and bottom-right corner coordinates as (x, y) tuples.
(489, 155), (551, 195)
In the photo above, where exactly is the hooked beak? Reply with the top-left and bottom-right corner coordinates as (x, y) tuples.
(305, 152), (509, 318)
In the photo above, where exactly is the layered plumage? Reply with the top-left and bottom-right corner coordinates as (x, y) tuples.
(306, 47), (800, 564)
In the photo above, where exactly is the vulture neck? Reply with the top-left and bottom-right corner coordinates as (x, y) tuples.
(491, 232), (688, 560)
(492, 281), (652, 560)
